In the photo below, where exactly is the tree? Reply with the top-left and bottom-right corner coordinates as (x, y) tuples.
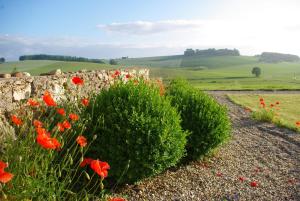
(252, 67), (261, 77)
(0, 57), (5, 63)
(109, 59), (118, 65)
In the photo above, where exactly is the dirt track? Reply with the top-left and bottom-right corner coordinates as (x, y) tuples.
(116, 91), (300, 201)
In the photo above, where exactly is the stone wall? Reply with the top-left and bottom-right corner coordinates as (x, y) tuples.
(0, 69), (149, 114)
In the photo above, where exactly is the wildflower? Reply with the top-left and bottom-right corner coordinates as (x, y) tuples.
(90, 160), (110, 179)
(108, 198), (127, 201)
(216, 172), (223, 177)
(69, 113), (79, 121)
(36, 127), (48, 136)
(296, 121), (300, 127)
(43, 91), (57, 106)
(57, 123), (65, 132)
(72, 76), (84, 85)
(33, 120), (43, 128)
(56, 108), (66, 116)
(112, 70), (121, 78)
(250, 181), (258, 187)
(276, 101), (280, 105)
(27, 98), (39, 107)
(125, 74), (131, 79)
(80, 158), (93, 167)
(36, 131), (61, 150)
(270, 104), (274, 108)
(133, 79), (139, 85)
(239, 177), (246, 182)
(81, 98), (89, 106)
(11, 115), (22, 126)
(76, 135), (87, 147)
(0, 161), (14, 183)
(259, 98), (264, 102)
(62, 120), (71, 129)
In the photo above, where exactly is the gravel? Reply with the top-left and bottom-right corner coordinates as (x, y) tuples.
(113, 91), (300, 201)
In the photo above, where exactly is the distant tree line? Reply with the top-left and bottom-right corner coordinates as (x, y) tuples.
(258, 52), (300, 63)
(0, 57), (5, 63)
(19, 54), (105, 64)
(184, 48), (240, 57)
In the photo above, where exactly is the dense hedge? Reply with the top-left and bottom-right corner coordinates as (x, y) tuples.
(166, 79), (231, 160)
(83, 80), (187, 184)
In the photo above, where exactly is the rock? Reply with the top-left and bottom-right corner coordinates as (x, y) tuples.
(79, 69), (87, 73)
(23, 72), (31, 77)
(0, 74), (11, 78)
(40, 69), (62, 76)
(13, 84), (31, 101)
(12, 72), (23, 78)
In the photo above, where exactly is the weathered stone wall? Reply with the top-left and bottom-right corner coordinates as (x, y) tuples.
(0, 69), (149, 114)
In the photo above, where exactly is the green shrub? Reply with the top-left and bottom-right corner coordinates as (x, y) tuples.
(83, 80), (187, 184)
(166, 79), (231, 160)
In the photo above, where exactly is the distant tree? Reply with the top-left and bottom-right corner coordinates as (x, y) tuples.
(109, 59), (118, 65)
(0, 57), (5, 63)
(252, 67), (261, 77)
(184, 49), (195, 56)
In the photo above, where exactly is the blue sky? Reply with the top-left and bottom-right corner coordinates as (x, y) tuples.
(1, 0), (300, 60)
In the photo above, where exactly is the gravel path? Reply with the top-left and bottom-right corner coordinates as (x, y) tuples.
(115, 91), (300, 201)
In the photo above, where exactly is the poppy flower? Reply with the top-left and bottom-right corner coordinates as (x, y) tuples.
(27, 98), (39, 107)
(296, 121), (300, 127)
(57, 123), (65, 132)
(250, 181), (258, 187)
(69, 113), (79, 121)
(276, 101), (280, 105)
(62, 120), (71, 129)
(270, 104), (274, 108)
(111, 70), (121, 78)
(125, 74), (131, 79)
(80, 157), (93, 167)
(56, 108), (66, 116)
(43, 91), (57, 106)
(0, 161), (14, 183)
(36, 132), (61, 150)
(90, 159), (110, 179)
(76, 135), (87, 147)
(259, 98), (264, 102)
(239, 177), (246, 182)
(33, 120), (43, 128)
(81, 98), (89, 106)
(108, 198), (127, 201)
(11, 115), (22, 126)
(72, 76), (84, 85)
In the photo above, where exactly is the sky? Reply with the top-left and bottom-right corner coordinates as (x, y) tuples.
(1, 0), (300, 61)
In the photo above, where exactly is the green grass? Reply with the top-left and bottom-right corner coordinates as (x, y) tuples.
(0, 60), (115, 75)
(228, 94), (300, 131)
(2, 55), (300, 90)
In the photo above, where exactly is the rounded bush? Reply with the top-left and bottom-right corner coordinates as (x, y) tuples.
(83, 80), (187, 184)
(166, 79), (231, 160)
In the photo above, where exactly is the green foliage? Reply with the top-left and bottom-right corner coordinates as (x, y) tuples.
(166, 79), (231, 160)
(83, 80), (187, 184)
(184, 48), (240, 57)
(109, 59), (118, 65)
(252, 108), (275, 122)
(0, 57), (5, 63)
(259, 52), (300, 63)
(252, 67), (261, 77)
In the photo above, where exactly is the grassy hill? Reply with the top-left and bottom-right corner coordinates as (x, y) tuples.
(1, 55), (300, 90)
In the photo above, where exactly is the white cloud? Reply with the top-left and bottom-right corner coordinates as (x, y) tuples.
(97, 20), (204, 35)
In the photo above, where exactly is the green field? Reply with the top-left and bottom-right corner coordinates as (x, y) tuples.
(228, 94), (300, 131)
(1, 55), (300, 90)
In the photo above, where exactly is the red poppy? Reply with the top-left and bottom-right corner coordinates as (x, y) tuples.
(62, 120), (71, 129)
(108, 198), (127, 201)
(11, 115), (22, 126)
(43, 91), (57, 106)
(72, 76), (84, 85)
(81, 98), (89, 106)
(270, 104), (274, 108)
(239, 177), (246, 182)
(80, 157), (93, 167)
(112, 70), (121, 78)
(36, 132), (61, 150)
(276, 101), (280, 105)
(125, 74), (131, 79)
(259, 98), (264, 102)
(90, 160), (110, 179)
(56, 108), (66, 116)
(296, 121), (300, 127)
(216, 172), (223, 177)
(0, 161), (14, 183)
(33, 120), (43, 128)
(260, 102), (265, 108)
(250, 181), (258, 187)
(76, 135), (87, 147)
(36, 127), (49, 136)
(27, 98), (39, 107)
(57, 123), (65, 132)
(69, 113), (79, 121)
